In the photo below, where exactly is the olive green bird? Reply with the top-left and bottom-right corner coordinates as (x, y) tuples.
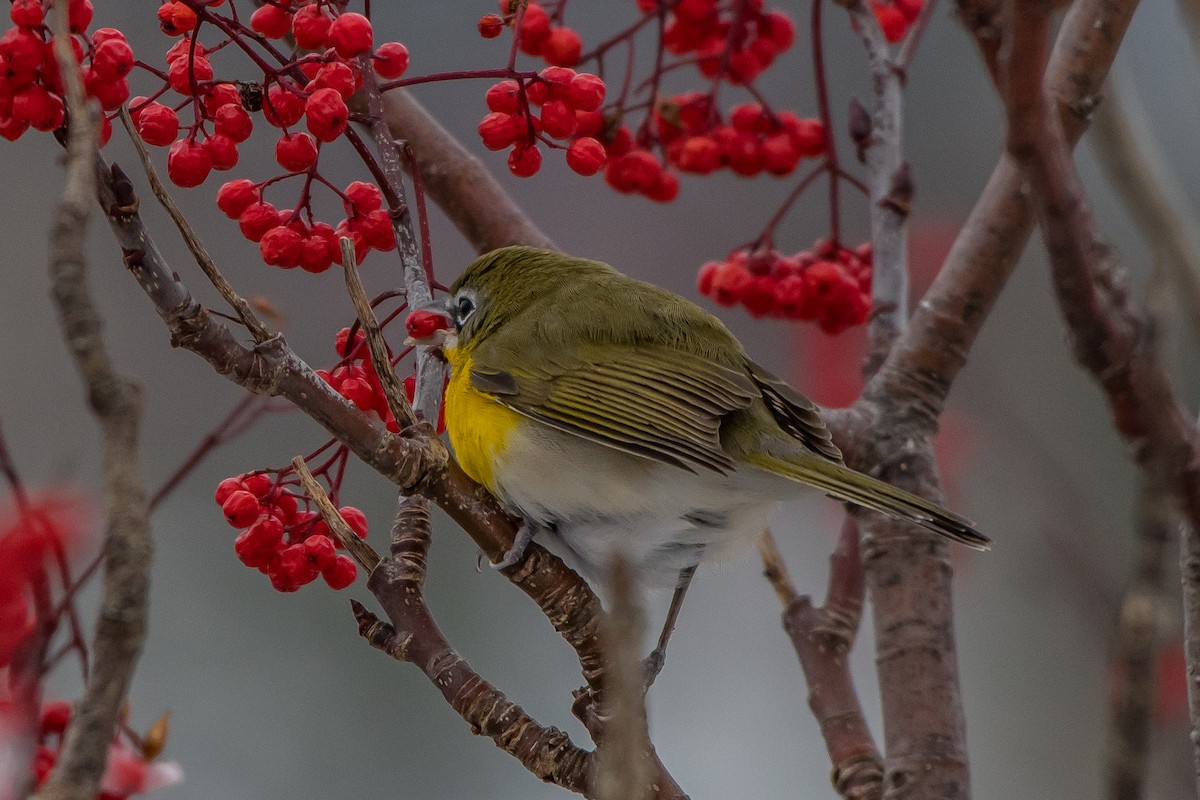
(414, 246), (988, 593)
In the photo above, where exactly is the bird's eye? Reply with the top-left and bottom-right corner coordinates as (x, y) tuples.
(453, 294), (476, 328)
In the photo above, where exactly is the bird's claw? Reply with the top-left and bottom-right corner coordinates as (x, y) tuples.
(490, 522), (536, 570)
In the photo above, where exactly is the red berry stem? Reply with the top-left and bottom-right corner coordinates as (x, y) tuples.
(810, 0), (841, 248)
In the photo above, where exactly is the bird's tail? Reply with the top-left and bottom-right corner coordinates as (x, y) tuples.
(747, 453), (991, 550)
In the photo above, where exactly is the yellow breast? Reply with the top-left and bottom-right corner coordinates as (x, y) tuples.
(442, 345), (523, 494)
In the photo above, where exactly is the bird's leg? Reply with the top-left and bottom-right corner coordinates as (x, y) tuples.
(490, 519), (537, 570)
(643, 563), (699, 686)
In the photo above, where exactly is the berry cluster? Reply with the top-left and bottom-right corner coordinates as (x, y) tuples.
(216, 471), (361, 593)
(639, 0), (796, 86)
(0, 493), (85, 669)
(216, 177), (394, 272)
(131, 3), (407, 270)
(479, 65), (607, 178)
(27, 699), (182, 799)
(484, 1), (583, 67)
(0, 0), (125, 145)
(697, 241), (873, 334)
(315, 326), (445, 434)
(655, 94), (825, 177)
(862, 0), (924, 43)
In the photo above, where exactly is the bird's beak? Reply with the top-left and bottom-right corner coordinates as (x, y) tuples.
(403, 300), (454, 348)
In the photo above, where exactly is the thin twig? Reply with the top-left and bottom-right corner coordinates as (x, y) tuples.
(117, 107), (272, 343)
(844, 0), (910, 357)
(291, 456), (381, 573)
(1090, 74), (1200, 342)
(35, 9), (151, 800)
(340, 238), (418, 432)
(1104, 477), (1175, 800)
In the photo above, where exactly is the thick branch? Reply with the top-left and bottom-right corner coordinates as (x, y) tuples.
(378, 89), (555, 254)
(759, 524), (883, 800)
(36, 17), (151, 800)
(999, 0), (1200, 789)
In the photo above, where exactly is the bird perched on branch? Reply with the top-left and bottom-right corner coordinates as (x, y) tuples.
(409, 246), (987, 668)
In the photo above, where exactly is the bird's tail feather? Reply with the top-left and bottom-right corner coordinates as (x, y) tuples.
(748, 454), (991, 550)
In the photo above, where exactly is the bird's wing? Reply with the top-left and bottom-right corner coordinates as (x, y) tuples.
(469, 345), (759, 474)
(743, 359), (844, 463)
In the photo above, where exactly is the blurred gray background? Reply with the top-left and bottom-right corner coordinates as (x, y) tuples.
(4, 1), (1199, 798)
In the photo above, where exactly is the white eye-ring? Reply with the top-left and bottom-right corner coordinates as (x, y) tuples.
(453, 292), (476, 328)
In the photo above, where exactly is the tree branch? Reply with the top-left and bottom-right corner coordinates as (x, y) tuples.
(759, 523), (883, 800)
(998, 0), (1200, 791)
(35, 13), (151, 800)
(1089, 75), (1200, 342)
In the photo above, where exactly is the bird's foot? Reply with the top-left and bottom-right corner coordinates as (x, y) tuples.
(491, 521), (536, 570)
(642, 647), (667, 688)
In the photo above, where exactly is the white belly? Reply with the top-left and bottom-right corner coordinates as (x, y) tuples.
(488, 419), (796, 587)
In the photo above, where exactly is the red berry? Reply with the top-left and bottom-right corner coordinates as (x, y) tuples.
(672, 135), (721, 174)
(741, 275), (777, 317)
(340, 506), (368, 538)
(10, 0), (45, 28)
(344, 181), (384, 214)
(646, 170), (679, 203)
(164, 36), (206, 64)
(372, 41), (409, 79)
(895, 0), (924, 21)
(158, 2), (198, 38)
(485, 80), (520, 114)
(250, 3), (292, 39)
(0, 28), (45, 79)
(358, 208), (396, 251)
(872, 2), (909, 43)
(291, 4), (331, 49)
(166, 138), (212, 187)
(262, 84), (305, 128)
(517, 3), (550, 53)
(304, 87), (348, 141)
(322, 554), (357, 589)
(0, 115), (30, 142)
(508, 144), (542, 177)
(275, 131), (318, 172)
(328, 12), (373, 58)
(313, 61), (357, 100)
(241, 473), (274, 498)
(213, 103), (253, 142)
(774, 275), (806, 317)
(167, 54), (213, 95)
(567, 73), (605, 112)
(760, 11), (796, 50)
(477, 13), (504, 39)
(91, 38), (134, 80)
(203, 82), (241, 115)
(788, 117), (826, 157)
(762, 132), (800, 175)
(298, 234), (334, 273)
(214, 476), (245, 505)
(67, 0), (92, 33)
(222, 490), (262, 527)
(696, 261), (719, 296)
(12, 85), (64, 131)
(303, 535), (337, 571)
(83, 71), (130, 112)
(238, 202), (280, 242)
(273, 544), (320, 588)
(566, 137), (606, 176)
(542, 27), (582, 67)
(260, 225), (303, 268)
(710, 261), (751, 305)
(538, 100), (576, 139)
(726, 131), (764, 176)
(40, 700), (72, 735)
(205, 134), (239, 170)
(405, 308), (449, 339)
(477, 111), (517, 150)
